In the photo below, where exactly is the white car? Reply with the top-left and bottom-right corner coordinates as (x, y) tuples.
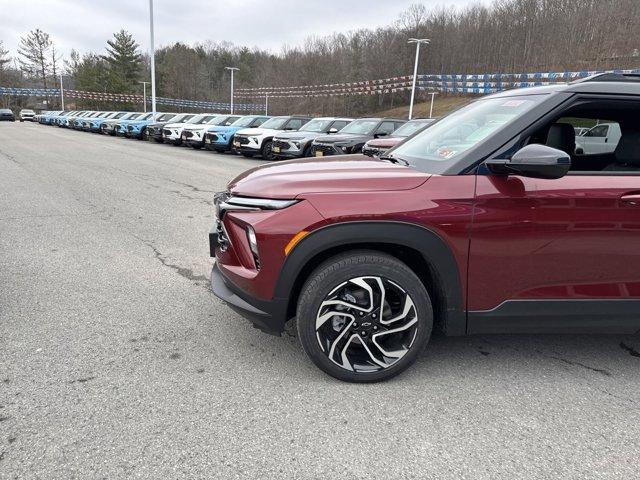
(182, 114), (241, 149)
(575, 122), (622, 155)
(232, 115), (311, 159)
(162, 113), (220, 146)
(19, 109), (36, 122)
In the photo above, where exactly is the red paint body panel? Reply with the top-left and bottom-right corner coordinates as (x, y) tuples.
(228, 155), (429, 198)
(469, 175), (640, 310)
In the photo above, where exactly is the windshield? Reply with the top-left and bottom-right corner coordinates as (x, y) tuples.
(339, 119), (379, 135)
(157, 113), (175, 121)
(207, 116), (233, 126)
(231, 116), (258, 127)
(260, 117), (288, 130)
(392, 120), (434, 137)
(299, 119), (332, 133)
(138, 113), (153, 120)
(124, 113), (141, 120)
(390, 95), (547, 173)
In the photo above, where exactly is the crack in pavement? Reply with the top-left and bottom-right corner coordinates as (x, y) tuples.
(169, 190), (213, 206)
(545, 354), (612, 376)
(620, 342), (640, 358)
(136, 236), (210, 289)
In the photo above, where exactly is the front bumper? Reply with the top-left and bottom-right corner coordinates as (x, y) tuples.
(210, 263), (287, 335)
(272, 139), (308, 159)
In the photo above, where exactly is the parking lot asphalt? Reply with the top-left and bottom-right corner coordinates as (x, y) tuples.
(1, 122), (639, 479)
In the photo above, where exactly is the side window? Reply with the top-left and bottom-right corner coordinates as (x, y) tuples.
(394, 122), (406, 131)
(251, 117), (266, 127)
(584, 125), (608, 137)
(285, 119), (304, 130)
(331, 121), (349, 131)
(533, 108), (635, 173)
(376, 121), (396, 135)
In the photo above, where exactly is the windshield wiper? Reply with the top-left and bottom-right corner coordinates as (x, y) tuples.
(379, 155), (409, 166)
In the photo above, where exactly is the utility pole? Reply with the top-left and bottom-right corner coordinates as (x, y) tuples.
(408, 38), (430, 120)
(265, 94), (268, 115)
(59, 74), (64, 110)
(148, 0), (157, 120)
(225, 67), (239, 114)
(139, 81), (150, 112)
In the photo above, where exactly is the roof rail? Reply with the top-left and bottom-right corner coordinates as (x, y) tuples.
(575, 72), (640, 83)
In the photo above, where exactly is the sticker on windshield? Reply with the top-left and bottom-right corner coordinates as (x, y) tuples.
(436, 147), (457, 159)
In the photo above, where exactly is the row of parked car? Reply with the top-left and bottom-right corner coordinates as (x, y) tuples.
(32, 109), (435, 160)
(0, 108), (37, 122)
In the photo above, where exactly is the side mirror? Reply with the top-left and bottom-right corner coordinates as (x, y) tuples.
(328, 128), (338, 134)
(374, 132), (389, 138)
(485, 144), (571, 180)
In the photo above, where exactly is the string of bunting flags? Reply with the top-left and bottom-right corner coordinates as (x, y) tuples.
(234, 68), (640, 98)
(0, 87), (262, 111)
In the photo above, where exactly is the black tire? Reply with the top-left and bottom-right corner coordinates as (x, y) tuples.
(261, 140), (274, 160)
(302, 144), (313, 158)
(141, 128), (149, 141)
(297, 251), (433, 383)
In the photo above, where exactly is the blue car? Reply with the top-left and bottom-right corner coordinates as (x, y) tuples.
(118, 113), (176, 139)
(82, 112), (127, 132)
(45, 110), (72, 126)
(202, 115), (271, 152)
(115, 112), (154, 137)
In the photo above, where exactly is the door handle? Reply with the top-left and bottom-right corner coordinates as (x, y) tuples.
(621, 194), (640, 205)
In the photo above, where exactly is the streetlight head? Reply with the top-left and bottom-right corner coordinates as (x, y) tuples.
(408, 38), (430, 44)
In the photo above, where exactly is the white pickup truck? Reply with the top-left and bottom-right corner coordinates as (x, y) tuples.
(575, 122), (621, 155)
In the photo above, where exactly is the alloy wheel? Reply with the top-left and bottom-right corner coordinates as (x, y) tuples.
(314, 276), (419, 373)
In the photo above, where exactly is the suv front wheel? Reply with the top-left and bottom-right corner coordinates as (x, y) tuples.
(297, 251), (433, 382)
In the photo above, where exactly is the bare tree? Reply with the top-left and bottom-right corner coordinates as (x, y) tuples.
(18, 28), (52, 90)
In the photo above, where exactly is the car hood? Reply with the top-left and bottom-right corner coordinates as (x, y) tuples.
(207, 125), (241, 133)
(273, 131), (323, 141)
(164, 122), (191, 129)
(365, 137), (403, 148)
(314, 133), (372, 144)
(228, 155), (429, 199)
(236, 127), (283, 137)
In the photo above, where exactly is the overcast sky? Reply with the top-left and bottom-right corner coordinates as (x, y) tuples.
(0, 0), (483, 58)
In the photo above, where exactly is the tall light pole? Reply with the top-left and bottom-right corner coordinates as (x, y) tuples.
(59, 73), (65, 110)
(139, 81), (150, 112)
(225, 67), (239, 114)
(148, 0), (157, 120)
(265, 94), (268, 115)
(408, 38), (430, 120)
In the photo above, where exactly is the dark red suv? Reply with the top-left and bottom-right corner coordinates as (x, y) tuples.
(210, 73), (640, 382)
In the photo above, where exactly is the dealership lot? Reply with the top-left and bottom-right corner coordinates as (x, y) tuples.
(1, 122), (640, 478)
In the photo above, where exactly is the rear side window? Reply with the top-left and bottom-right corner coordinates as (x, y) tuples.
(331, 120), (350, 130)
(252, 117), (267, 127)
(285, 118), (305, 130)
(377, 121), (397, 135)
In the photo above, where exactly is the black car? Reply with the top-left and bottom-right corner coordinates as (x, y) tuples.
(0, 109), (16, 121)
(310, 118), (406, 156)
(146, 113), (195, 143)
(272, 117), (353, 159)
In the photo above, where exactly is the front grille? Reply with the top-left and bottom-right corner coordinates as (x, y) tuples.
(114, 123), (121, 131)
(273, 140), (290, 150)
(362, 145), (384, 157)
(127, 125), (134, 132)
(312, 143), (338, 156)
(213, 192), (231, 251)
(207, 133), (219, 142)
(235, 135), (250, 145)
(183, 131), (193, 139)
(162, 129), (172, 136)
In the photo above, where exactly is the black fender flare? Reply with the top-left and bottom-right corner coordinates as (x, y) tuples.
(275, 221), (466, 336)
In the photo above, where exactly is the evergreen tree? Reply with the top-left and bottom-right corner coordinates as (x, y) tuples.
(102, 30), (142, 93)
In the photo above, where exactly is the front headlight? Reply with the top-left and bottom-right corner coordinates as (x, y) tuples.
(250, 137), (259, 143)
(223, 196), (298, 210)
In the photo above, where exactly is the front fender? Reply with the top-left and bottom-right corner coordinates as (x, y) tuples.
(275, 221), (466, 336)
